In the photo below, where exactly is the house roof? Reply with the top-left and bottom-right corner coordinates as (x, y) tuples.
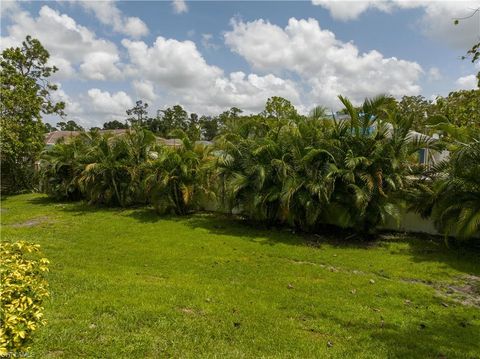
(44, 129), (130, 145)
(44, 130), (213, 148)
(157, 138), (183, 147)
(44, 131), (82, 145)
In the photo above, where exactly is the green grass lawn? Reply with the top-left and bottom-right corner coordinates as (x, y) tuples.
(1, 194), (480, 358)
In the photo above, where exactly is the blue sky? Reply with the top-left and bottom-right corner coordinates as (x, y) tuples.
(1, 0), (479, 128)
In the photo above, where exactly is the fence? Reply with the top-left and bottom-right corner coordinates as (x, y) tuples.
(201, 199), (480, 238)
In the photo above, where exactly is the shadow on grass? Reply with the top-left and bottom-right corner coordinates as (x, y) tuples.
(27, 195), (58, 205)
(27, 195), (126, 217)
(391, 236), (480, 276)
(27, 195), (185, 223)
(183, 213), (392, 248)
(183, 214), (480, 276)
(314, 309), (479, 358)
(25, 196), (480, 275)
(125, 207), (187, 224)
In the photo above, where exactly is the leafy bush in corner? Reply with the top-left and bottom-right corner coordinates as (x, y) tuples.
(0, 241), (49, 355)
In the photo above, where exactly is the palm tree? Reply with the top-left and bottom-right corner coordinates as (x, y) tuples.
(213, 95), (432, 235)
(429, 140), (480, 239)
(323, 96), (434, 234)
(213, 111), (336, 229)
(39, 95), (451, 239)
(78, 128), (155, 207)
(39, 131), (101, 200)
(143, 130), (211, 215)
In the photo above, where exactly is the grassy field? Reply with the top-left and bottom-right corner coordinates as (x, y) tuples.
(1, 194), (479, 358)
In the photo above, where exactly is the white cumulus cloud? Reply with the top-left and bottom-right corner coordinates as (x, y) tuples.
(122, 35), (302, 114)
(312, 0), (479, 49)
(48, 88), (134, 128)
(80, 52), (123, 81)
(1, 5), (122, 81)
(43, 84), (88, 128)
(76, 0), (149, 38)
(51, 84), (82, 117)
(87, 89), (134, 116)
(172, 0), (188, 14)
(456, 74), (478, 89)
(187, 72), (302, 114)
(132, 80), (157, 101)
(201, 33), (220, 50)
(225, 17), (422, 108)
(1, 0), (21, 17)
(312, 0), (393, 21)
(122, 37), (223, 89)
(428, 67), (442, 81)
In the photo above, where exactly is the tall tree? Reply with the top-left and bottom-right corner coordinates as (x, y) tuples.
(199, 115), (218, 141)
(126, 100), (149, 126)
(0, 35), (65, 193)
(57, 120), (84, 131)
(44, 123), (58, 133)
(396, 95), (434, 132)
(154, 105), (189, 137)
(215, 107), (243, 136)
(103, 120), (129, 130)
(187, 113), (201, 140)
(431, 90), (480, 130)
(263, 97), (298, 119)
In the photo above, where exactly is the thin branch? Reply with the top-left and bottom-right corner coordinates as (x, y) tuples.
(453, 7), (480, 22)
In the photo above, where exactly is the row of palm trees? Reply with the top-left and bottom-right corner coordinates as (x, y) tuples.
(40, 128), (209, 213)
(211, 95), (434, 235)
(39, 95), (480, 240)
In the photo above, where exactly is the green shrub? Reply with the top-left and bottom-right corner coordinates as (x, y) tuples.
(214, 96), (431, 235)
(0, 241), (49, 355)
(431, 141), (480, 240)
(144, 130), (211, 215)
(40, 128), (211, 212)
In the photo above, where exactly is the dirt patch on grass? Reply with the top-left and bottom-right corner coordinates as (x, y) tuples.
(288, 258), (326, 267)
(10, 216), (52, 228)
(46, 351), (65, 358)
(179, 307), (204, 316)
(138, 274), (168, 283)
(442, 275), (480, 307)
(286, 257), (368, 276)
(402, 275), (480, 308)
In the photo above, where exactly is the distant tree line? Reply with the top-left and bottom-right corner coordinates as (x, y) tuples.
(43, 100), (243, 142)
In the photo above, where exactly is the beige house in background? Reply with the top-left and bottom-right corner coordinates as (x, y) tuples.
(44, 130), (129, 148)
(44, 130), (210, 149)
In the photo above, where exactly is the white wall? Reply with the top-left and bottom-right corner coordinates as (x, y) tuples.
(381, 211), (439, 235)
(200, 199), (479, 238)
